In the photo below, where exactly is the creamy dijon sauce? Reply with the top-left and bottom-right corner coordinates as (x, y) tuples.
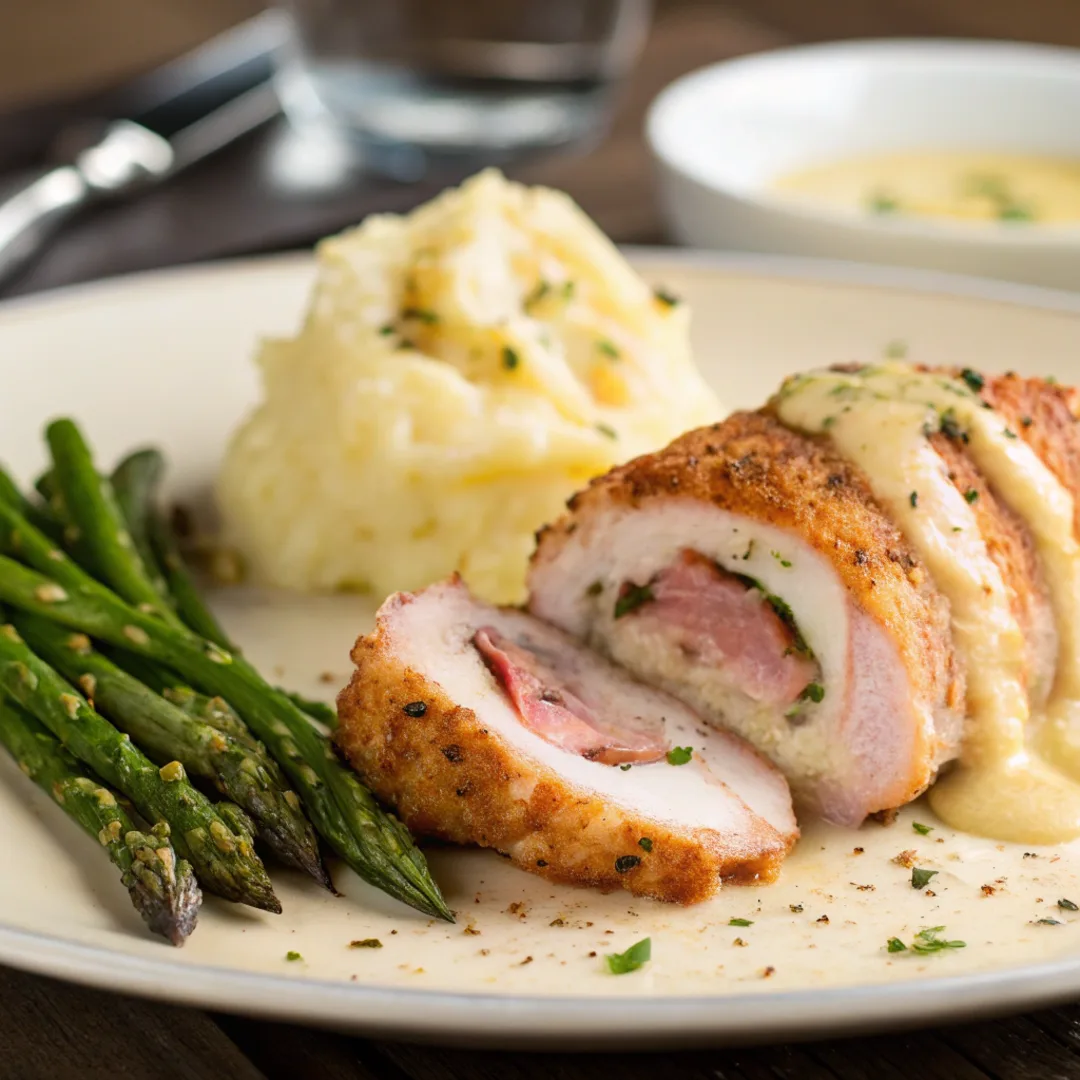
(776, 363), (1080, 844)
(774, 152), (1080, 225)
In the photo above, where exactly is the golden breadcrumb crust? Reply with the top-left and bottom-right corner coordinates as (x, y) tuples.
(335, 594), (792, 906)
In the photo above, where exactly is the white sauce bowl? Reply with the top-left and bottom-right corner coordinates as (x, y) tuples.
(646, 40), (1080, 290)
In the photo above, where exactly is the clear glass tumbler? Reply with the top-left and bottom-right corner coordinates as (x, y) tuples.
(274, 0), (652, 179)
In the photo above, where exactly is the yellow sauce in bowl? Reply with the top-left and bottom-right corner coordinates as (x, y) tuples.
(774, 152), (1080, 225)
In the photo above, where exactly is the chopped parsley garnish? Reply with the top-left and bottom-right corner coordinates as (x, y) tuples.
(729, 917), (753, 927)
(619, 764), (632, 772)
(959, 368), (985, 393)
(867, 191), (900, 214)
(963, 488), (979, 504)
(605, 937), (651, 975)
(771, 550), (792, 568)
(886, 937), (907, 953)
(595, 422), (618, 440)
(938, 409), (968, 443)
(638, 837), (653, 853)
(401, 307), (439, 325)
(799, 682), (825, 704)
(653, 287), (680, 307)
(910, 926), (965, 954)
(1003, 428), (1017, 439)
(615, 854), (641, 873)
(912, 822), (933, 836)
(1059, 898), (1079, 912)
(286, 951), (303, 962)
(378, 325), (395, 336)
(999, 203), (1034, 222)
(909, 491), (919, 508)
(911, 867), (939, 890)
(597, 339), (620, 359)
(525, 280), (551, 308)
(1021, 415), (1033, 427)
(403, 701), (427, 718)
(666, 746), (693, 766)
(742, 540), (755, 561)
(585, 580), (604, 598)
(614, 583), (654, 619)
(350, 938), (383, 948)
(731, 572), (813, 657)
(502, 345), (520, 371)
(1035, 918), (1063, 926)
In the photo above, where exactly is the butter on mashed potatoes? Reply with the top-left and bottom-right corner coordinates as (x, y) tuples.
(218, 170), (721, 603)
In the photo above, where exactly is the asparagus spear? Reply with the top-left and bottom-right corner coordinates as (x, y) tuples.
(45, 421), (183, 629)
(0, 536), (450, 920)
(0, 615), (280, 912)
(0, 696), (201, 945)
(109, 450), (169, 600)
(16, 613), (330, 889)
(111, 452), (339, 730)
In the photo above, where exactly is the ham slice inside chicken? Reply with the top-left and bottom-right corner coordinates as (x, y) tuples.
(473, 627), (669, 765)
(637, 551), (818, 707)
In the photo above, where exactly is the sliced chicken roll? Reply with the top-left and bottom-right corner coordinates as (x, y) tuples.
(528, 411), (964, 826)
(335, 577), (797, 905)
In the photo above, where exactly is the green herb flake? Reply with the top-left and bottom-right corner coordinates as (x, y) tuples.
(605, 937), (651, 975)
(910, 926), (965, 954)
(884, 340), (908, 359)
(800, 682), (825, 704)
(868, 191), (900, 214)
(350, 938), (383, 948)
(502, 346), (520, 371)
(772, 550), (792, 568)
(614, 583), (654, 619)
(886, 937), (907, 954)
(615, 854), (641, 873)
(959, 368), (985, 393)
(729, 917), (753, 927)
(909, 491), (919, 508)
(1035, 918), (1063, 926)
(912, 822), (933, 836)
(939, 409), (968, 443)
(401, 307), (439, 325)
(619, 764), (632, 772)
(911, 867), (938, 890)
(1059, 899), (1079, 912)
(666, 746), (693, 766)
(963, 488), (979, 504)
(1000, 204), (1035, 223)
(1021, 415), (1034, 427)
(653, 287), (680, 307)
(1003, 427), (1017, 439)
(585, 580), (604, 598)
(562, 280), (576, 300)
(525, 280), (551, 308)
(286, 951), (303, 962)
(597, 339), (621, 359)
(378, 324), (395, 336)
(595, 422), (618, 440)
(638, 837), (653, 853)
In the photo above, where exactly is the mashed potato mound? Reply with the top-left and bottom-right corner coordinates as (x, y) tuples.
(218, 170), (721, 603)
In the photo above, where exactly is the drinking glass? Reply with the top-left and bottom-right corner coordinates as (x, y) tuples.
(274, 0), (652, 179)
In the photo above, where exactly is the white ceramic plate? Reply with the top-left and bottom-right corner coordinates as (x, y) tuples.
(3, 251), (1080, 1049)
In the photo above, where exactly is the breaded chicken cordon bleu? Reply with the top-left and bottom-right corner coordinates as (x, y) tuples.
(336, 362), (1080, 907)
(337, 577), (798, 905)
(531, 364), (1080, 844)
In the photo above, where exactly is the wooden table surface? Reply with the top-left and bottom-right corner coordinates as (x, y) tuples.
(5, 3), (1080, 1077)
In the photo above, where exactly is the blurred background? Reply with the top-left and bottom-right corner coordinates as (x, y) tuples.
(1, 0), (1079, 297)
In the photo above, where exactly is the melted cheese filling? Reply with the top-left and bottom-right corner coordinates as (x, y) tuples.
(776, 362), (1080, 843)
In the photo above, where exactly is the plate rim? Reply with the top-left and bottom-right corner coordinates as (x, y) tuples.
(4, 247), (1080, 1046)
